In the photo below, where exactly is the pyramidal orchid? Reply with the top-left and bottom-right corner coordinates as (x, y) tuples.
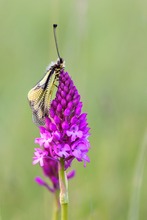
(32, 70), (90, 220)
(34, 71), (90, 168)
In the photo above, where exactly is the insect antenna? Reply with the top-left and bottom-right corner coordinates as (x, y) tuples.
(53, 24), (62, 62)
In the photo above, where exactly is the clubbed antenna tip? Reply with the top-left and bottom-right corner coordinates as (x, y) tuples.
(53, 24), (57, 28)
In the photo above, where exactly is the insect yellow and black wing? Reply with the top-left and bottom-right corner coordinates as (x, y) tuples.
(28, 68), (58, 125)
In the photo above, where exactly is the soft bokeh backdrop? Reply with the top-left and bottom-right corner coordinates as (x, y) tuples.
(0, 0), (147, 219)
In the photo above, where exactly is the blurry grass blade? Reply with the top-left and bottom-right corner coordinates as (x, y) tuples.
(128, 131), (147, 220)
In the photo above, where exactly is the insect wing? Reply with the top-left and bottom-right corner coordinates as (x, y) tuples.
(28, 69), (57, 125)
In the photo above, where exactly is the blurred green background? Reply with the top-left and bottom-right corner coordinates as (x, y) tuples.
(0, 0), (147, 219)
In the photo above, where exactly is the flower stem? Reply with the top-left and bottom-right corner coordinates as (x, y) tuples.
(52, 190), (60, 220)
(58, 158), (68, 220)
(61, 203), (68, 220)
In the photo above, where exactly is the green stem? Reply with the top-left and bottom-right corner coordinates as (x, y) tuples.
(52, 190), (60, 220)
(58, 158), (68, 220)
(61, 203), (68, 220)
